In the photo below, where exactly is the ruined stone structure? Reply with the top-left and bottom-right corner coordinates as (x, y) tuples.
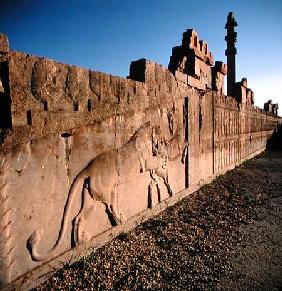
(0, 13), (281, 289)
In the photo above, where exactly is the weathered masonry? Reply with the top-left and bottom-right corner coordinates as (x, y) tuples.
(0, 13), (281, 289)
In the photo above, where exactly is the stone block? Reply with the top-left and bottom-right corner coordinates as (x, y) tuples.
(100, 72), (111, 101)
(175, 70), (187, 84)
(0, 34), (9, 53)
(182, 29), (198, 49)
(168, 46), (183, 74)
(213, 61), (227, 75)
(118, 78), (128, 102)
(154, 63), (167, 86)
(264, 100), (273, 113)
(246, 88), (254, 105)
(234, 82), (247, 104)
(199, 60), (212, 88)
(166, 70), (176, 92)
(194, 58), (201, 77)
(8, 52), (42, 116)
(212, 61), (227, 94)
(241, 77), (247, 88)
(110, 75), (120, 100)
(181, 29), (214, 65)
(187, 75), (205, 90)
(89, 70), (101, 97)
(129, 58), (147, 82)
(169, 28), (214, 84)
(135, 81), (148, 97)
(129, 59), (158, 93)
(31, 58), (71, 111)
(272, 103), (279, 115)
(66, 66), (90, 106)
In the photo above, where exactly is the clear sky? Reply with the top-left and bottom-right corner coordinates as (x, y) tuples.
(1, 0), (281, 112)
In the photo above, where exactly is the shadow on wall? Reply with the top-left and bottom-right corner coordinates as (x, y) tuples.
(266, 124), (282, 151)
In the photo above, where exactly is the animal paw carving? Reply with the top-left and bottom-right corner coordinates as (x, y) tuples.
(74, 216), (90, 245)
(77, 230), (90, 245)
(27, 229), (44, 261)
(28, 230), (41, 247)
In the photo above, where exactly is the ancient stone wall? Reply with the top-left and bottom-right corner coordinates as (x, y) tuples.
(0, 31), (281, 289)
(214, 94), (279, 174)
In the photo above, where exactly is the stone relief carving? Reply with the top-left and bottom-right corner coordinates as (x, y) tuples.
(167, 106), (177, 136)
(27, 121), (181, 261)
(182, 98), (189, 166)
(0, 155), (15, 284)
(165, 106), (188, 164)
(147, 132), (172, 208)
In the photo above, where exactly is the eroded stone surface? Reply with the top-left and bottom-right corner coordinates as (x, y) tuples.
(0, 34), (9, 53)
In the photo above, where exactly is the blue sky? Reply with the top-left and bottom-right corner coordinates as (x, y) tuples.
(1, 0), (281, 111)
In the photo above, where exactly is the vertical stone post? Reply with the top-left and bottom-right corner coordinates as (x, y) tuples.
(225, 12), (238, 96)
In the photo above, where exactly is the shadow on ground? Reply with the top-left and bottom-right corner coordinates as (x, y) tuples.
(267, 124), (282, 151)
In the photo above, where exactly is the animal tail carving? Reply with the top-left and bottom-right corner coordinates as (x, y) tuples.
(27, 169), (88, 261)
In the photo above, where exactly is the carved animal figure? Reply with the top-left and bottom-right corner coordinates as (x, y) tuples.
(27, 121), (173, 261)
(147, 137), (173, 208)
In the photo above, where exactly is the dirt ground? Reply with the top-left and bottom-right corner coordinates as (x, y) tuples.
(34, 151), (282, 291)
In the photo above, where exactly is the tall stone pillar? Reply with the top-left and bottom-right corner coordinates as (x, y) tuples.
(225, 12), (238, 96)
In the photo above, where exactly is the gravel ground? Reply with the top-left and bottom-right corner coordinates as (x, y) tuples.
(33, 151), (282, 291)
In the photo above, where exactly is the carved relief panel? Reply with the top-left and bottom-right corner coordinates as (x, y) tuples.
(21, 100), (187, 265)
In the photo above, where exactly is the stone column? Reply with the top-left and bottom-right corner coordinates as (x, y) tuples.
(225, 12), (238, 96)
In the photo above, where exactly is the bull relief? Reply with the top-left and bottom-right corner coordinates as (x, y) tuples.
(27, 119), (184, 262)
